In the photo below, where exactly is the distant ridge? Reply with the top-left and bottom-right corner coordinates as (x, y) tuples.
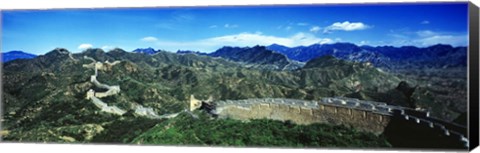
(132, 47), (162, 55)
(209, 45), (295, 70)
(175, 45), (304, 70)
(267, 43), (467, 71)
(2, 50), (37, 62)
(176, 50), (208, 56)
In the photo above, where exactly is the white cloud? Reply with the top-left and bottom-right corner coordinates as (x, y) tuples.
(414, 30), (466, 46)
(78, 43), (93, 50)
(224, 24), (238, 28)
(385, 30), (467, 47)
(101, 45), (115, 51)
(141, 36), (158, 42)
(208, 32), (333, 47)
(285, 26), (292, 30)
(421, 20), (430, 24)
(144, 32), (334, 52)
(415, 34), (467, 47)
(416, 30), (436, 37)
(323, 21), (370, 33)
(309, 26), (321, 33)
(358, 40), (370, 46)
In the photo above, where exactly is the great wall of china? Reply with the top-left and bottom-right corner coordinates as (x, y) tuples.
(190, 96), (469, 148)
(82, 57), (182, 119)
(79, 56), (469, 148)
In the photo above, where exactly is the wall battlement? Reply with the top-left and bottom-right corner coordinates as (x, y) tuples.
(84, 58), (127, 116)
(210, 97), (392, 134)
(190, 96), (468, 147)
(394, 110), (468, 148)
(215, 97), (396, 117)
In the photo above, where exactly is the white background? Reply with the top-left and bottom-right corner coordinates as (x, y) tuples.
(0, 0), (479, 153)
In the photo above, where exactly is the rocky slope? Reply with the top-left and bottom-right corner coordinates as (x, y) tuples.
(132, 47), (163, 55)
(1, 46), (462, 143)
(174, 45), (304, 70)
(268, 43), (467, 70)
(268, 43), (468, 121)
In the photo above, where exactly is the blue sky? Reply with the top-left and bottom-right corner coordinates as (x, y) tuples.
(1, 2), (469, 54)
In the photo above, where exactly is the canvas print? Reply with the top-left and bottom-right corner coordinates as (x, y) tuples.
(0, 2), (471, 150)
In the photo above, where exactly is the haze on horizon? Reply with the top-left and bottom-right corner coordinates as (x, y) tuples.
(1, 2), (468, 55)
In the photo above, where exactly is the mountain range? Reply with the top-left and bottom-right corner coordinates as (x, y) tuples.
(2, 51), (37, 63)
(268, 43), (467, 121)
(132, 47), (163, 55)
(1, 43), (467, 144)
(267, 43), (467, 72)
(207, 45), (304, 70)
(134, 46), (303, 70)
(177, 46), (302, 70)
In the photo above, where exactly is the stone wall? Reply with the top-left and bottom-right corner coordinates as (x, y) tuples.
(215, 98), (392, 134)
(388, 109), (469, 148)
(189, 96), (469, 148)
(190, 95), (202, 111)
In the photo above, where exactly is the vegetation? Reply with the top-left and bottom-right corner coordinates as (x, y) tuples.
(2, 46), (464, 146)
(132, 112), (391, 148)
(91, 117), (163, 143)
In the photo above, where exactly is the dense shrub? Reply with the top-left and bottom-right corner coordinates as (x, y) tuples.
(132, 112), (391, 148)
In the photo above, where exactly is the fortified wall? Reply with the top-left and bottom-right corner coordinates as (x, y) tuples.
(83, 57), (183, 119)
(213, 97), (392, 134)
(190, 96), (469, 148)
(84, 59), (126, 116)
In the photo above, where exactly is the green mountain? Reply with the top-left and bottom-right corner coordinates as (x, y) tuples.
(202, 45), (304, 70)
(0, 47), (439, 145)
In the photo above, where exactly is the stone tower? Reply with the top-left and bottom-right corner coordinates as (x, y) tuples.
(190, 95), (202, 111)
